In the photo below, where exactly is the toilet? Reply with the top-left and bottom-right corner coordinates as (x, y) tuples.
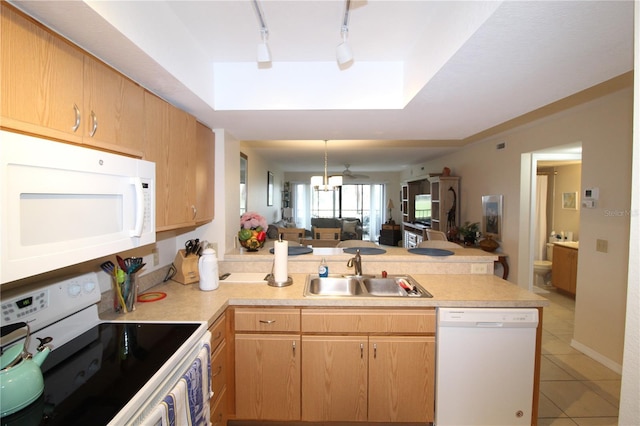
(533, 243), (554, 286)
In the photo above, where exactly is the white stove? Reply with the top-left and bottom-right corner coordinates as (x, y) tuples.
(0, 272), (210, 425)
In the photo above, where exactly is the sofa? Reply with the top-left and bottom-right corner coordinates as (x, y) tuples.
(311, 217), (363, 241)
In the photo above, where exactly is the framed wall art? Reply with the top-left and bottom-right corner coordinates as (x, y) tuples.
(482, 195), (503, 241)
(562, 192), (578, 210)
(267, 171), (274, 206)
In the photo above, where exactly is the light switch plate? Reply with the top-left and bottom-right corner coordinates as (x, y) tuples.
(596, 239), (608, 253)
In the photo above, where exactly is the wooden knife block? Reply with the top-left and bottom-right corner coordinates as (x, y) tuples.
(173, 249), (199, 285)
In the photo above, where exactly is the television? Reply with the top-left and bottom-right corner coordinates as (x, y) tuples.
(414, 194), (432, 224)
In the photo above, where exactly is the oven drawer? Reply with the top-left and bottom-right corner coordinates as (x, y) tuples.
(235, 308), (300, 332)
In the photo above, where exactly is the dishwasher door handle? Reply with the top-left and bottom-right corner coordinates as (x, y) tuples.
(476, 322), (504, 327)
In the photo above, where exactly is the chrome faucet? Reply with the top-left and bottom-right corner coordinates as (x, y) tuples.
(347, 249), (362, 276)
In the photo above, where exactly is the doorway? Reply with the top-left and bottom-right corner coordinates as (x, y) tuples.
(518, 144), (582, 292)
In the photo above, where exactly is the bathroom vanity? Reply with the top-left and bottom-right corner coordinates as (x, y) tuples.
(552, 242), (579, 297)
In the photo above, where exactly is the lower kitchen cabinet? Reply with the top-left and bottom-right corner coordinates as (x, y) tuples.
(234, 307), (301, 421)
(301, 336), (368, 421)
(234, 334), (301, 420)
(368, 336), (435, 422)
(300, 308), (436, 423)
(231, 307), (435, 424)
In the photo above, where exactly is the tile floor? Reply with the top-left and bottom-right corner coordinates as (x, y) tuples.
(537, 287), (621, 426)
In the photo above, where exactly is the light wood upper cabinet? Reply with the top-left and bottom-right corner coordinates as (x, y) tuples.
(301, 335), (368, 422)
(143, 91), (197, 231)
(82, 55), (144, 155)
(234, 334), (301, 420)
(194, 122), (215, 224)
(1, 4), (144, 157)
(1, 4), (83, 143)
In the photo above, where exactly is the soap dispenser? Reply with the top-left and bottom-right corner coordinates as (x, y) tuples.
(318, 257), (329, 277)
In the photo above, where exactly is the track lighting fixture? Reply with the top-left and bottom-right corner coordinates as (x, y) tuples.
(336, 0), (353, 65)
(253, 0), (271, 64)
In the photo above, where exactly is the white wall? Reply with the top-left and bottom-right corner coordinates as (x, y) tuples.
(401, 86), (633, 370)
(240, 142), (283, 225)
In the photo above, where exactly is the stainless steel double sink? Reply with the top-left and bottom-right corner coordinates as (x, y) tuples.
(303, 274), (432, 298)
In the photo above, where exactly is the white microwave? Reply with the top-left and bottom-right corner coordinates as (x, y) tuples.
(0, 130), (155, 284)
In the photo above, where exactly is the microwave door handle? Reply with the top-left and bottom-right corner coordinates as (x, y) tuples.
(130, 177), (144, 237)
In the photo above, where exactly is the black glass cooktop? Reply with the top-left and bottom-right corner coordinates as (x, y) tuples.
(1, 322), (200, 426)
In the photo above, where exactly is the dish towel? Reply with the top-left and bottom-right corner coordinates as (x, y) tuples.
(156, 343), (212, 426)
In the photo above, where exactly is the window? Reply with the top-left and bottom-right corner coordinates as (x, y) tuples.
(240, 153), (248, 215)
(302, 183), (384, 241)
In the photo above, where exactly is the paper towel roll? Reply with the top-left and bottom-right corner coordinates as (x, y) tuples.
(274, 240), (288, 283)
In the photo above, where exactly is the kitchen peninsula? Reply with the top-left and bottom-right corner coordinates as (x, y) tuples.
(102, 247), (548, 426)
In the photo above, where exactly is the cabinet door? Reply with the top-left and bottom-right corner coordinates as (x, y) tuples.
(369, 336), (435, 423)
(143, 92), (170, 230)
(552, 246), (577, 296)
(1, 4), (83, 142)
(301, 336), (368, 422)
(166, 104), (197, 228)
(194, 122), (215, 223)
(235, 334), (300, 420)
(143, 92), (197, 231)
(83, 55), (144, 156)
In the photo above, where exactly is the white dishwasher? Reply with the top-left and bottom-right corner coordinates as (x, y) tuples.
(435, 308), (539, 426)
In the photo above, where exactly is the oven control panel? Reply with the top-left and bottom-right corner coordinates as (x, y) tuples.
(1, 272), (100, 332)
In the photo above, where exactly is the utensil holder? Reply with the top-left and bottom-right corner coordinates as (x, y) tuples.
(113, 272), (138, 313)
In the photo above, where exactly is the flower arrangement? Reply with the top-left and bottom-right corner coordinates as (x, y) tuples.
(240, 212), (268, 230)
(238, 212), (268, 251)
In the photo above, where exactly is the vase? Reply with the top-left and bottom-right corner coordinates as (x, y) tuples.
(238, 229), (265, 251)
(479, 235), (500, 252)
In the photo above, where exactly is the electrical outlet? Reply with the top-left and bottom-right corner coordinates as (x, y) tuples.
(152, 248), (159, 266)
(596, 239), (608, 253)
(471, 263), (488, 274)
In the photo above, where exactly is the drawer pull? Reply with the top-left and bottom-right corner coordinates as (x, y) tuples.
(212, 365), (223, 377)
(212, 331), (222, 341)
(259, 319), (276, 324)
(292, 340), (296, 356)
(360, 343), (364, 359)
(373, 343), (377, 359)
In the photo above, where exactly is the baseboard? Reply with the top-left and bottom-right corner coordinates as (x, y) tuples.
(571, 339), (623, 374)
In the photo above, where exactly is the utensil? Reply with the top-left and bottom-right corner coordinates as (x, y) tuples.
(0, 322), (51, 416)
(100, 260), (115, 275)
(116, 255), (127, 271)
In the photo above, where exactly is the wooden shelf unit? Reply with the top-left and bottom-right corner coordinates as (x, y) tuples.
(428, 176), (460, 233)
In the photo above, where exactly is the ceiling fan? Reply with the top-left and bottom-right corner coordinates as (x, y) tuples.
(342, 164), (370, 179)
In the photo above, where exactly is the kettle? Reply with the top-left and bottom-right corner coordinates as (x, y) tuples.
(0, 322), (51, 417)
(198, 247), (219, 291)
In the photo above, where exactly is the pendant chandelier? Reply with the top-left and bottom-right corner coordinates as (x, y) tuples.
(311, 141), (342, 191)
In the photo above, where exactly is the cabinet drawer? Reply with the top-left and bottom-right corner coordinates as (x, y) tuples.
(302, 308), (435, 334)
(235, 308), (301, 332)
(211, 340), (227, 399)
(209, 314), (226, 352)
(210, 386), (227, 426)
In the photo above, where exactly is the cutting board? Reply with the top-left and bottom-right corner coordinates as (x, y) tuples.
(220, 273), (269, 283)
